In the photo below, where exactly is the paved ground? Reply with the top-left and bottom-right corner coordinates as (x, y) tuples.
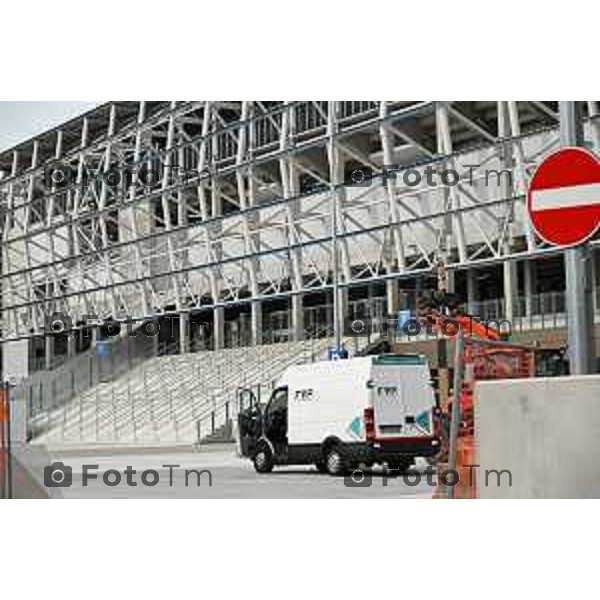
(22, 443), (437, 499)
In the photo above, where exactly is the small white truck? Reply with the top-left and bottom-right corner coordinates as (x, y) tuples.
(238, 355), (440, 475)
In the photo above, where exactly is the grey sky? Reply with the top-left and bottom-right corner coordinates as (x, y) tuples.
(0, 101), (100, 153)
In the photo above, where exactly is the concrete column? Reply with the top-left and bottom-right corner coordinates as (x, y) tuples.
(446, 269), (456, 294)
(9, 383), (27, 444)
(232, 313), (244, 346)
(398, 288), (410, 311)
(67, 334), (77, 359)
(338, 288), (349, 341)
(466, 269), (478, 315)
(44, 336), (54, 370)
(251, 300), (263, 346)
(213, 306), (225, 350)
(386, 279), (399, 317)
(179, 313), (189, 354)
(524, 260), (536, 316)
(503, 260), (518, 323)
(291, 295), (304, 341)
(592, 249), (599, 315)
(498, 100), (517, 326)
(287, 114), (304, 344)
(2, 339), (29, 381)
(151, 325), (159, 356)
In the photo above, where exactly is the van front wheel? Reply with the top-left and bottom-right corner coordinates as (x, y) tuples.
(253, 445), (274, 473)
(325, 446), (347, 476)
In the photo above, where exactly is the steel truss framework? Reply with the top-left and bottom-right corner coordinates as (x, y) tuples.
(1, 100), (600, 344)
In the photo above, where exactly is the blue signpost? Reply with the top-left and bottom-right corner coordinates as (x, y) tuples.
(397, 309), (412, 331)
(95, 340), (110, 358)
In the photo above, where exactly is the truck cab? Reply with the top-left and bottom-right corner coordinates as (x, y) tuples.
(238, 355), (440, 475)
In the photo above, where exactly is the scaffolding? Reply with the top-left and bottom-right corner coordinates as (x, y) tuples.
(1, 101), (599, 365)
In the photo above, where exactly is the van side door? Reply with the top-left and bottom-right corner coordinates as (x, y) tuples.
(264, 387), (289, 451)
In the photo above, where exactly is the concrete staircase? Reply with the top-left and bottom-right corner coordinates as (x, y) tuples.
(28, 336), (359, 447)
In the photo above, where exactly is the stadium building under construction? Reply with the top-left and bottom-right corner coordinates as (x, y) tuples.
(1, 101), (599, 444)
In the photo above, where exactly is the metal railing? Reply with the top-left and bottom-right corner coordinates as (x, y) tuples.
(26, 335), (334, 445)
(22, 330), (157, 418)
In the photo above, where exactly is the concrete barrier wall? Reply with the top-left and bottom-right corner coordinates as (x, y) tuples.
(475, 375), (600, 498)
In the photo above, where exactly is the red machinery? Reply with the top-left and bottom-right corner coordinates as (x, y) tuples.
(425, 313), (535, 498)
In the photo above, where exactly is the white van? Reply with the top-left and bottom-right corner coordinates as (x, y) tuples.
(238, 355), (440, 475)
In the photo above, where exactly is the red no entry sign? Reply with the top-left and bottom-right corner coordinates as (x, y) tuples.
(527, 147), (600, 246)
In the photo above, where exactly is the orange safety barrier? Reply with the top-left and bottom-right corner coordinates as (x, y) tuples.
(0, 387), (6, 449)
(0, 388), (7, 498)
(433, 440), (476, 499)
(454, 437), (476, 499)
(432, 472), (448, 499)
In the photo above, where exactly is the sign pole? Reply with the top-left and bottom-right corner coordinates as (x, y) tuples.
(446, 329), (464, 499)
(560, 101), (595, 374)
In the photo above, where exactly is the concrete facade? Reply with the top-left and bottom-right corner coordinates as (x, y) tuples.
(475, 375), (600, 498)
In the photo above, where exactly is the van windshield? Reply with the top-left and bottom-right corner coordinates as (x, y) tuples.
(268, 387), (288, 413)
